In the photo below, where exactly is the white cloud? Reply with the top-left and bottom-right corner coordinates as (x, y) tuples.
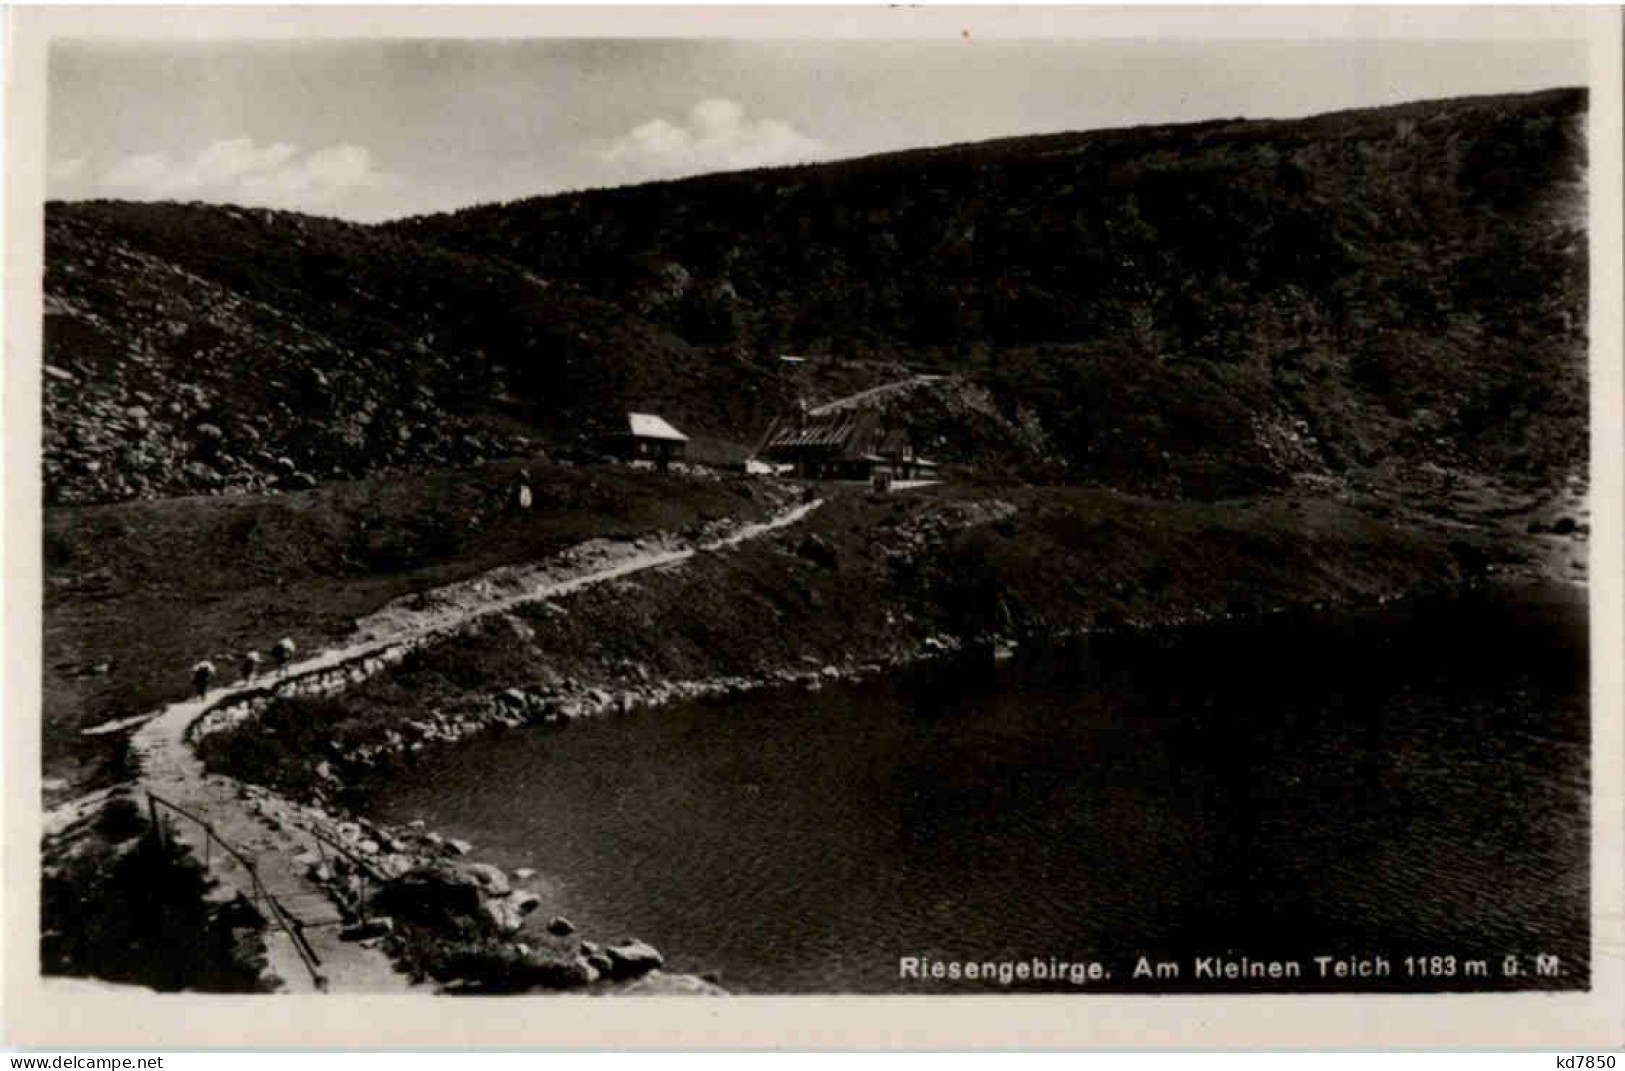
(91, 138), (401, 219)
(596, 98), (824, 182)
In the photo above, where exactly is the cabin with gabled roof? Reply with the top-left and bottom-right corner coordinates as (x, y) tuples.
(603, 411), (689, 471)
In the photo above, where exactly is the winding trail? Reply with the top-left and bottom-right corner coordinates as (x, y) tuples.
(104, 495), (825, 993)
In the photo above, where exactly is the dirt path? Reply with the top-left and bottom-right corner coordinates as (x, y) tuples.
(107, 495), (825, 993)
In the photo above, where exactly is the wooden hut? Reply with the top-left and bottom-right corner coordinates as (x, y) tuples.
(603, 412), (689, 471)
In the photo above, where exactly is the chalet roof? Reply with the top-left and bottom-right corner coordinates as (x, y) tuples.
(758, 376), (944, 465)
(624, 412), (689, 442)
(762, 409), (910, 463)
(762, 412), (870, 452)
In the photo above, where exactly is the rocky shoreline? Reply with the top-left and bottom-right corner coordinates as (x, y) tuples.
(227, 780), (714, 994)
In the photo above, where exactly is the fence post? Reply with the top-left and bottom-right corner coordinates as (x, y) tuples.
(147, 794), (167, 850)
(145, 791), (326, 991)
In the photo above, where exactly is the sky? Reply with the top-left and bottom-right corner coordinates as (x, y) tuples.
(46, 36), (1589, 223)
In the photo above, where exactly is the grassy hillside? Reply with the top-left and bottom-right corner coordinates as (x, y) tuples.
(45, 88), (1586, 505)
(43, 458), (778, 797)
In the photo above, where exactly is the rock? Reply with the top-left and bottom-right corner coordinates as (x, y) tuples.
(513, 868), (536, 881)
(443, 837), (474, 857)
(44, 364), (75, 382)
(372, 861), (485, 925)
(605, 939), (664, 978)
(480, 900), (523, 935)
(517, 952), (594, 989)
(377, 853), (414, 879)
(1552, 516), (1578, 535)
(546, 915), (575, 936)
(508, 889), (542, 917)
(458, 862), (510, 897)
(619, 972), (728, 996)
(480, 890), (542, 935)
(586, 952), (614, 977)
(182, 461), (222, 489)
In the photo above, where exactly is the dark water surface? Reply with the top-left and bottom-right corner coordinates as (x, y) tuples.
(360, 584), (1589, 993)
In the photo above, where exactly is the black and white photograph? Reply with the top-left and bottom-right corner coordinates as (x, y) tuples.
(6, 4), (1622, 1050)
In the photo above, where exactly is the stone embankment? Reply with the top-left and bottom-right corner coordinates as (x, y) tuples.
(228, 782), (708, 994)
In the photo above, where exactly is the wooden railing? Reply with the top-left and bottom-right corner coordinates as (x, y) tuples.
(146, 792), (328, 991)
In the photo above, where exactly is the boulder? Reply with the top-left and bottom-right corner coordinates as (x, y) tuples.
(605, 939), (664, 978)
(619, 972), (728, 996)
(480, 889), (543, 935)
(546, 915), (575, 936)
(372, 860), (484, 925)
(480, 899), (525, 935)
(443, 837), (474, 857)
(458, 862), (510, 897)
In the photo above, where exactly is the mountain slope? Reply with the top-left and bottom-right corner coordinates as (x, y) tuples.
(44, 87), (1587, 504)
